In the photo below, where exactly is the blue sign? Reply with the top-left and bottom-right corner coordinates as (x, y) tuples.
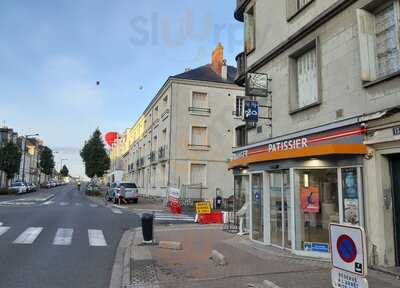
(244, 100), (259, 123)
(304, 242), (329, 253)
(255, 192), (261, 201)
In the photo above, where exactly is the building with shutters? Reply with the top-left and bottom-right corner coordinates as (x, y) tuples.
(231, 0), (400, 267)
(109, 44), (245, 201)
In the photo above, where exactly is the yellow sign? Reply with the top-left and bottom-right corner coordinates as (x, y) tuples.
(195, 202), (212, 214)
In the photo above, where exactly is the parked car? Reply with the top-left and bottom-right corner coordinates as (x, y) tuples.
(9, 182), (28, 194)
(109, 182), (138, 204)
(86, 183), (100, 193)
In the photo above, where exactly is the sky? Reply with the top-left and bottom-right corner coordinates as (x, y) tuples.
(0, 0), (243, 177)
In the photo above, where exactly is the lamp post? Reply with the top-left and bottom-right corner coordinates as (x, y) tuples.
(22, 133), (39, 182)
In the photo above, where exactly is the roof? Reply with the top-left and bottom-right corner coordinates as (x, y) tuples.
(172, 64), (237, 84)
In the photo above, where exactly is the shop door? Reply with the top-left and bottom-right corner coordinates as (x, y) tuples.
(251, 173), (264, 242)
(390, 155), (400, 266)
(269, 171), (291, 248)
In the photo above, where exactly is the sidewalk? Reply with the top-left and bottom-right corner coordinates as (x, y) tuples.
(120, 224), (400, 288)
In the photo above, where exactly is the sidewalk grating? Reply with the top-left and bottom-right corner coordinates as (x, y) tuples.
(129, 260), (159, 288)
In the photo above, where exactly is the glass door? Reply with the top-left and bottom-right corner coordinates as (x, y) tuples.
(251, 173), (264, 242)
(269, 171), (291, 248)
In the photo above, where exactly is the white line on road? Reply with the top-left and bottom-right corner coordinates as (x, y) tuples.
(88, 229), (107, 246)
(0, 222), (3, 226)
(263, 280), (282, 288)
(43, 201), (54, 205)
(111, 208), (123, 214)
(59, 202), (69, 206)
(13, 227), (43, 244)
(89, 204), (98, 208)
(53, 228), (74, 246)
(0, 226), (10, 237)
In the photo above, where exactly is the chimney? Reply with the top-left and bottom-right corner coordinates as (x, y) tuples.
(211, 43), (224, 76)
(221, 59), (228, 81)
(185, 67), (191, 72)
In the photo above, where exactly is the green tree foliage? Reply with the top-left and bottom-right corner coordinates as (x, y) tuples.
(80, 129), (110, 178)
(60, 165), (69, 177)
(40, 146), (55, 176)
(0, 142), (22, 187)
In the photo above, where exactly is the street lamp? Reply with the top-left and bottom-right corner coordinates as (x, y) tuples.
(22, 133), (39, 182)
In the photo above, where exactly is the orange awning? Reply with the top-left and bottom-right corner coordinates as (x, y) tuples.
(229, 144), (367, 169)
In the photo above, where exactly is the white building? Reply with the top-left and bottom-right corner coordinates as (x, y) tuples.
(110, 44), (245, 202)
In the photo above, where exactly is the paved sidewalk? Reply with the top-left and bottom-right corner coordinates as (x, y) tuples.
(123, 225), (400, 288)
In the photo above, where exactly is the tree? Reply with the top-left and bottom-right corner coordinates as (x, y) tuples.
(60, 165), (69, 177)
(0, 142), (22, 188)
(40, 146), (55, 176)
(80, 128), (110, 178)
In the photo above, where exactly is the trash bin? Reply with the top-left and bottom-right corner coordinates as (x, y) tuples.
(141, 213), (154, 242)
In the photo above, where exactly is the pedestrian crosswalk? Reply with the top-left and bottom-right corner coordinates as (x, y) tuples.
(0, 226), (109, 247)
(137, 212), (195, 222)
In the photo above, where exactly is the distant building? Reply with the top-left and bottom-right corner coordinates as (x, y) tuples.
(110, 44), (245, 201)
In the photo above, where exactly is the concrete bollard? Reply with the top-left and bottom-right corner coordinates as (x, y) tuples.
(209, 249), (227, 266)
(158, 241), (183, 250)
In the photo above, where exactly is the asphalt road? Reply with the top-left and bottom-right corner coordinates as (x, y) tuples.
(0, 184), (140, 288)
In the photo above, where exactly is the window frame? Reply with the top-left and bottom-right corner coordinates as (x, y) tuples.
(289, 38), (322, 114)
(286, 0), (315, 22)
(188, 162), (207, 186)
(189, 125), (210, 150)
(234, 96), (245, 118)
(244, 4), (256, 55)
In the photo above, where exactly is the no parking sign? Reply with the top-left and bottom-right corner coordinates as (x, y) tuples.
(330, 223), (368, 288)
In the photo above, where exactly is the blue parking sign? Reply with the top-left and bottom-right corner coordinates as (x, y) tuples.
(244, 100), (259, 123)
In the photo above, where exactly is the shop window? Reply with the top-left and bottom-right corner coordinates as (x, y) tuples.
(244, 5), (255, 54)
(357, 1), (400, 82)
(294, 169), (339, 252)
(341, 167), (361, 225)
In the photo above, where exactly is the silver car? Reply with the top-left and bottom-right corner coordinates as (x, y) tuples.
(9, 182), (28, 194)
(110, 182), (138, 204)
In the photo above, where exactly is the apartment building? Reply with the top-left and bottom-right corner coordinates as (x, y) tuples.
(231, 0), (400, 266)
(109, 44), (245, 201)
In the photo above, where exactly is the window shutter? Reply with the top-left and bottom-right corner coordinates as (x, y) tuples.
(357, 9), (377, 81)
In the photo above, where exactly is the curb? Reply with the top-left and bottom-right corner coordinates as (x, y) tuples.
(109, 230), (134, 288)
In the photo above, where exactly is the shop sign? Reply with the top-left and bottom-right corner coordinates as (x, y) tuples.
(331, 268), (368, 288)
(268, 138), (308, 153)
(330, 223), (367, 277)
(304, 242), (329, 253)
(244, 100), (259, 123)
(393, 127), (400, 136)
(301, 186), (320, 213)
(246, 73), (270, 97)
(195, 201), (212, 214)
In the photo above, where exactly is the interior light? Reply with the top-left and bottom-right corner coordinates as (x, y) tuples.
(304, 174), (309, 188)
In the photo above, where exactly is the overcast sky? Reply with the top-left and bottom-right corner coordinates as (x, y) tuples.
(0, 0), (243, 177)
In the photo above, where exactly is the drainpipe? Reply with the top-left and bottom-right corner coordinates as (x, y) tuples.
(168, 82), (173, 188)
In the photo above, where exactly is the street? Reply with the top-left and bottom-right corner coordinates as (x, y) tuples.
(0, 185), (140, 288)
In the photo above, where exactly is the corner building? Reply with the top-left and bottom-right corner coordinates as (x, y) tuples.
(231, 0), (400, 266)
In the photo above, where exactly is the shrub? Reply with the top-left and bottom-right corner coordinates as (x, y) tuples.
(0, 188), (12, 195)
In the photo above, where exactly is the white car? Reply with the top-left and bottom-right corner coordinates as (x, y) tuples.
(9, 182), (28, 194)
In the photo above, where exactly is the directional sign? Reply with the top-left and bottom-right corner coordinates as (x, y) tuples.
(330, 223), (367, 277)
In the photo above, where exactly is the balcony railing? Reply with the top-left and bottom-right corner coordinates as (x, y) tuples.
(150, 151), (157, 164)
(235, 51), (246, 86)
(188, 107), (211, 114)
(235, 0), (251, 22)
(158, 146), (168, 161)
(161, 109), (169, 120)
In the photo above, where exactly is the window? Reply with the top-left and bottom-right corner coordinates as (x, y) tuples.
(287, 0), (313, 20)
(289, 41), (320, 112)
(236, 125), (247, 147)
(191, 92), (208, 109)
(357, 1), (400, 81)
(191, 126), (207, 146)
(244, 6), (255, 54)
(161, 164), (166, 186)
(190, 163), (206, 185)
(235, 97), (244, 118)
(154, 106), (159, 120)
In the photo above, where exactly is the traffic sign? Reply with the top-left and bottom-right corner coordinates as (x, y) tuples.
(331, 268), (368, 288)
(330, 223), (367, 277)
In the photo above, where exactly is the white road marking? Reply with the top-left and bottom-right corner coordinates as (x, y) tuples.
(75, 203), (82, 206)
(53, 228), (73, 246)
(13, 227), (43, 244)
(263, 280), (282, 288)
(89, 204), (98, 208)
(111, 208), (123, 214)
(88, 229), (107, 246)
(43, 201), (54, 205)
(59, 202), (69, 206)
(0, 222), (3, 226)
(0, 226), (10, 236)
